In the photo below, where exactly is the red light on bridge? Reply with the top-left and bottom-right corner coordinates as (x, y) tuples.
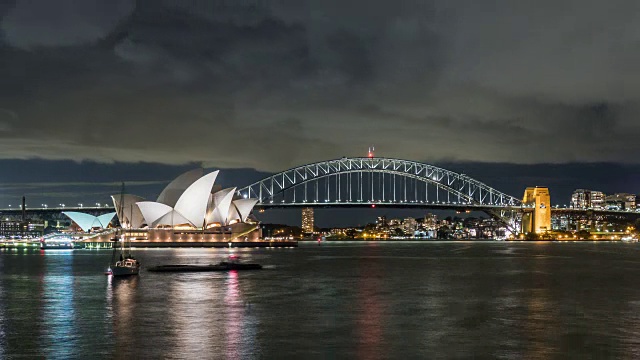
(371, 204), (376, 208)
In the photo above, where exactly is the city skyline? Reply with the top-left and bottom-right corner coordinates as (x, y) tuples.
(1, 157), (640, 228)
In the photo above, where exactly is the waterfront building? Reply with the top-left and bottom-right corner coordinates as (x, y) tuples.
(571, 189), (605, 209)
(0, 220), (44, 238)
(388, 218), (401, 227)
(376, 216), (387, 229)
(552, 214), (571, 231)
(76, 169), (270, 247)
(302, 207), (314, 233)
(423, 213), (438, 230)
(402, 217), (417, 233)
(124, 169), (259, 229)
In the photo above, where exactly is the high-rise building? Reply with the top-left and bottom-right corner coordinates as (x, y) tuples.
(571, 189), (605, 209)
(571, 189), (588, 209)
(301, 207), (314, 233)
(591, 191), (605, 209)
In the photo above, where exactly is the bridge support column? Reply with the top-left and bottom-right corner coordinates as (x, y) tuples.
(521, 187), (551, 235)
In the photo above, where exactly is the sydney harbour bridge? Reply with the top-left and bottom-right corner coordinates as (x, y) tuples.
(2, 156), (639, 234)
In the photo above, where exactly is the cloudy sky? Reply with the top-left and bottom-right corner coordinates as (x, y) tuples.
(1, 0), (640, 224)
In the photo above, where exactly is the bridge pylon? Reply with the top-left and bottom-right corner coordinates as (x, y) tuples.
(521, 187), (551, 235)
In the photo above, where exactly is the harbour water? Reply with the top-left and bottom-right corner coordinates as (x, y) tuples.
(2, 241), (640, 358)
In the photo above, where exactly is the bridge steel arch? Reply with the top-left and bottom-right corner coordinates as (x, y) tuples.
(237, 157), (522, 209)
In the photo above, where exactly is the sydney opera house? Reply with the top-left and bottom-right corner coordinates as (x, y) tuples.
(64, 169), (290, 247)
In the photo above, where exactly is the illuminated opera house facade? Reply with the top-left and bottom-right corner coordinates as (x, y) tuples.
(73, 169), (284, 247)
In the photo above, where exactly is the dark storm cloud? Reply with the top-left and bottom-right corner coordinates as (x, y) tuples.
(1, 0), (640, 171)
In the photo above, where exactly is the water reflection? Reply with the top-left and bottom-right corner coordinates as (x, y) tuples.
(167, 273), (224, 356)
(106, 275), (140, 354)
(41, 252), (77, 358)
(5, 243), (640, 358)
(356, 256), (385, 360)
(523, 258), (558, 359)
(0, 278), (5, 358)
(224, 270), (259, 358)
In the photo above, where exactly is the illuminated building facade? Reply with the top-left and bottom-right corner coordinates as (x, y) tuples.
(301, 207), (314, 233)
(571, 189), (605, 209)
(0, 221), (44, 238)
(402, 217), (418, 233)
(75, 169), (268, 247)
(423, 213), (438, 230)
(522, 187), (551, 234)
(605, 193), (637, 210)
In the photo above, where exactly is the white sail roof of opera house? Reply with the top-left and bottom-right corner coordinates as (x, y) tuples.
(173, 171), (219, 226)
(233, 198), (259, 222)
(156, 168), (204, 207)
(63, 211), (116, 232)
(206, 187), (236, 226)
(111, 194), (146, 228)
(112, 169), (259, 229)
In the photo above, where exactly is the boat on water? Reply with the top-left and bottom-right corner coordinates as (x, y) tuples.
(40, 241), (74, 250)
(40, 235), (75, 250)
(106, 234), (141, 276)
(106, 184), (141, 276)
(147, 255), (262, 272)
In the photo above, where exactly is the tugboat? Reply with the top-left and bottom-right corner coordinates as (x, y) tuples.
(147, 255), (262, 272)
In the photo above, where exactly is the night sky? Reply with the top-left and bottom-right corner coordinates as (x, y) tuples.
(1, 0), (640, 226)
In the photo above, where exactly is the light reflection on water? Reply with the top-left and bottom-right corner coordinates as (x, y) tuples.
(41, 252), (77, 359)
(0, 268), (5, 359)
(355, 251), (384, 360)
(108, 275), (139, 354)
(2, 243), (640, 358)
(224, 270), (260, 359)
(167, 272), (224, 356)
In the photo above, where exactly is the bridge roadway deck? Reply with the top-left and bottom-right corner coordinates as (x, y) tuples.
(255, 202), (528, 212)
(0, 206), (112, 215)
